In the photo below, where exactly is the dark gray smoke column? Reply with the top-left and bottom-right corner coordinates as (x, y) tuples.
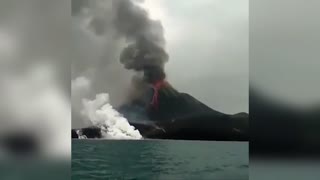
(113, 0), (169, 83)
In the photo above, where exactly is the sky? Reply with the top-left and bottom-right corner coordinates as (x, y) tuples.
(71, 0), (248, 128)
(149, 0), (249, 114)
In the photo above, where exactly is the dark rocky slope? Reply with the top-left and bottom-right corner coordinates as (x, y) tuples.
(73, 83), (248, 141)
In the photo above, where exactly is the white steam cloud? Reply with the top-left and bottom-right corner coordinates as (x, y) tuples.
(81, 93), (142, 139)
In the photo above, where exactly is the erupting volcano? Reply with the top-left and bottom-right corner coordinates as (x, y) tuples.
(72, 0), (248, 141)
(73, 77), (249, 141)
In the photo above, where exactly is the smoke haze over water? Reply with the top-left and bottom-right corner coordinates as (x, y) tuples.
(0, 0), (71, 159)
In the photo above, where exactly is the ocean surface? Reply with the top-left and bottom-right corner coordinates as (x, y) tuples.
(72, 140), (248, 180)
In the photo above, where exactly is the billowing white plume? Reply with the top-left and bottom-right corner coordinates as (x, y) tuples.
(82, 93), (142, 139)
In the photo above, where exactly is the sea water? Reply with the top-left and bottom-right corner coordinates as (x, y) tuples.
(72, 140), (248, 180)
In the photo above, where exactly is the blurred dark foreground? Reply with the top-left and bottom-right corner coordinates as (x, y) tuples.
(0, 160), (70, 180)
(250, 88), (320, 158)
(0, 132), (70, 180)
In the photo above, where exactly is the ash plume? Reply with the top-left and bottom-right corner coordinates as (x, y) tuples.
(72, 0), (169, 127)
(113, 0), (169, 83)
